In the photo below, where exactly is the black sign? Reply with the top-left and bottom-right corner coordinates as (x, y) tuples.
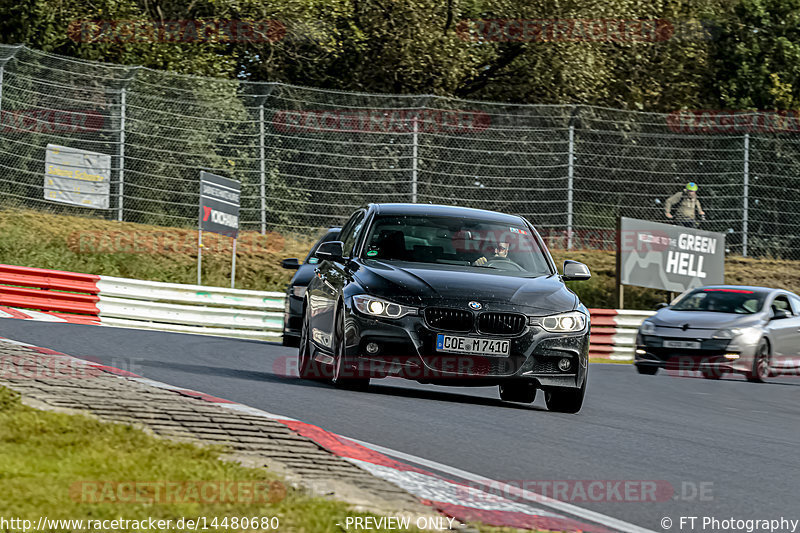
(199, 171), (241, 238)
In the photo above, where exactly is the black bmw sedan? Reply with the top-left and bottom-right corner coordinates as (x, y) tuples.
(299, 204), (592, 413)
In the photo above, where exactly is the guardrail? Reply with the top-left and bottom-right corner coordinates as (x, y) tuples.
(1, 264), (651, 355)
(0, 264), (284, 341)
(588, 308), (654, 361)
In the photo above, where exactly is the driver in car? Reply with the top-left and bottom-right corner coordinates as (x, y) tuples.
(473, 241), (510, 266)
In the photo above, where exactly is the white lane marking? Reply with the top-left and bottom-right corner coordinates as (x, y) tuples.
(344, 437), (659, 533)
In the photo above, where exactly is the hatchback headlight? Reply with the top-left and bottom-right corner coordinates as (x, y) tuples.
(533, 311), (587, 333)
(292, 286), (307, 298)
(712, 328), (741, 339)
(353, 295), (418, 319)
(640, 320), (656, 335)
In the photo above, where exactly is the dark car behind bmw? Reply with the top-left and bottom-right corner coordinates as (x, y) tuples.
(299, 204), (593, 413)
(281, 227), (341, 346)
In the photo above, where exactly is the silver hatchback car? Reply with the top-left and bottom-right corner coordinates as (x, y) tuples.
(635, 286), (800, 381)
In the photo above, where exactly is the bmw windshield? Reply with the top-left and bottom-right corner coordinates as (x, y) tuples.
(360, 215), (553, 277)
(670, 288), (768, 314)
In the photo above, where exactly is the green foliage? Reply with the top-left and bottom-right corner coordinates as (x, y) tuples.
(2, 0), (796, 111)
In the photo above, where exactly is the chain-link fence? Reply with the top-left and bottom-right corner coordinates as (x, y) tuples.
(2, 44), (800, 257)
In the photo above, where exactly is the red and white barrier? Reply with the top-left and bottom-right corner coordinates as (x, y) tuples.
(589, 309), (654, 361)
(0, 264), (284, 341)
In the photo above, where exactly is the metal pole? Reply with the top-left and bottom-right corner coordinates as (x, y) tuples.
(231, 238), (237, 289)
(0, 65), (5, 120)
(411, 116), (418, 203)
(742, 133), (750, 257)
(197, 230), (203, 285)
(567, 123), (575, 250)
(118, 87), (126, 222)
(259, 103), (266, 235)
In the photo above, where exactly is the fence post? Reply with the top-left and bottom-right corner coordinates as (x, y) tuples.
(567, 123), (575, 250)
(259, 102), (266, 234)
(118, 86), (127, 222)
(117, 68), (139, 223)
(411, 115), (418, 203)
(743, 133), (749, 257)
(252, 84), (274, 235)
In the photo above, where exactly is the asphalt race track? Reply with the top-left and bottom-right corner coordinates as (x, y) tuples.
(3, 319), (798, 531)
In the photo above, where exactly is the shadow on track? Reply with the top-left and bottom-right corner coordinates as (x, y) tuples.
(136, 359), (546, 410)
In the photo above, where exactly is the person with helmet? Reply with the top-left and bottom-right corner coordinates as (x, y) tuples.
(665, 182), (706, 227)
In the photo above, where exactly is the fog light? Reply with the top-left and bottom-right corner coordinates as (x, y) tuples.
(366, 342), (380, 355)
(724, 353), (740, 360)
(558, 358), (572, 372)
(635, 349), (647, 355)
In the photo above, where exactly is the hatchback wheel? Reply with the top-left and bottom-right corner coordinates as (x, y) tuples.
(499, 381), (537, 403)
(746, 340), (771, 383)
(636, 365), (658, 375)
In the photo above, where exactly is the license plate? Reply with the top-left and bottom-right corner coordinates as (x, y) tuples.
(663, 340), (702, 349)
(436, 334), (510, 356)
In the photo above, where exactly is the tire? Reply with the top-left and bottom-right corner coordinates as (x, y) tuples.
(746, 339), (771, 383)
(636, 365), (659, 375)
(331, 307), (370, 391)
(298, 307), (325, 380)
(282, 333), (299, 347)
(544, 378), (586, 414)
(499, 381), (537, 403)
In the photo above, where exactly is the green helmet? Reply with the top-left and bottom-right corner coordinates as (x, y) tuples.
(685, 182), (698, 191)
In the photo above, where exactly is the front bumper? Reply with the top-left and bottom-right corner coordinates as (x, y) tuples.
(343, 310), (589, 389)
(634, 333), (756, 373)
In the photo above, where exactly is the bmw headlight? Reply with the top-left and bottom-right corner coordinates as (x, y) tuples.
(353, 295), (418, 319)
(532, 311), (587, 333)
(712, 328), (741, 339)
(640, 320), (657, 335)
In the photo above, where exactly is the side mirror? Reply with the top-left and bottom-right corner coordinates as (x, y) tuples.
(562, 260), (591, 281)
(281, 258), (300, 270)
(655, 302), (669, 310)
(771, 309), (790, 320)
(316, 241), (345, 263)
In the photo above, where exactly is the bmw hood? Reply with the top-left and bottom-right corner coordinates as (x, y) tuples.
(355, 260), (577, 314)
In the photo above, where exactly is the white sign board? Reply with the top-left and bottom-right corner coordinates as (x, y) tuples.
(44, 144), (111, 209)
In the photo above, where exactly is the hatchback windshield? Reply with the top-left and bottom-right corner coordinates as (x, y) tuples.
(670, 288), (767, 314)
(361, 215), (552, 276)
